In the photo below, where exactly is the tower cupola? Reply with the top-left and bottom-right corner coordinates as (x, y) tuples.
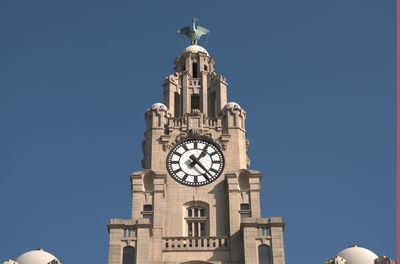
(163, 19), (226, 118)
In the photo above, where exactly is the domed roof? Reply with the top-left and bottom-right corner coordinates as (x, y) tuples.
(16, 249), (60, 264)
(224, 102), (242, 110)
(182, 45), (209, 55)
(338, 245), (378, 264)
(151, 103), (168, 111)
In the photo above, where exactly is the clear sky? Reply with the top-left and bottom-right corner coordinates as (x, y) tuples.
(0, 1), (395, 263)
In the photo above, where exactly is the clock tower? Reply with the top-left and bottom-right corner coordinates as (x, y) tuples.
(107, 19), (286, 264)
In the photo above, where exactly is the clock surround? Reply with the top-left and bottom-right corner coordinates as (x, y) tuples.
(166, 139), (225, 186)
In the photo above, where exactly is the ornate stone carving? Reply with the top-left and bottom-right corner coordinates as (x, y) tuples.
(375, 256), (396, 264)
(162, 129), (224, 151)
(158, 134), (173, 151)
(246, 139), (251, 168)
(217, 134), (230, 151)
(191, 109), (201, 115)
(325, 256), (347, 264)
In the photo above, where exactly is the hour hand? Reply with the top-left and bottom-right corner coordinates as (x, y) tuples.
(189, 154), (199, 164)
(189, 155), (210, 177)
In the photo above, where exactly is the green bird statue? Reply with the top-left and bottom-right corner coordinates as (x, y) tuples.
(177, 18), (210, 45)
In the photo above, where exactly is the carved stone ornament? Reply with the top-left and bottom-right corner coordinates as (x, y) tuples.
(191, 109), (201, 116)
(246, 139), (250, 152)
(158, 134), (174, 151)
(158, 129), (224, 152)
(217, 134), (230, 151)
(245, 139), (251, 168)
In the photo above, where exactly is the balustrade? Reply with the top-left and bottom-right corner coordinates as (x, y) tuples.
(168, 117), (221, 129)
(188, 79), (201, 87)
(163, 236), (229, 251)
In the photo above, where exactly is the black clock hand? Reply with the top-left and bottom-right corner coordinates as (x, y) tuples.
(198, 144), (208, 160)
(189, 155), (211, 179)
(189, 144), (208, 167)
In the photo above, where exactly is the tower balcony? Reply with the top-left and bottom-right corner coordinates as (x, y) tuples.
(167, 116), (222, 130)
(162, 236), (229, 252)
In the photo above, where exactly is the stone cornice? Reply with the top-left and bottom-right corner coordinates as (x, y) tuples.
(241, 217), (285, 229)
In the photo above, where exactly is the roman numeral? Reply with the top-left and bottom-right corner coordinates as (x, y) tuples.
(212, 160), (221, 164)
(193, 141), (198, 149)
(171, 161), (179, 164)
(182, 144), (189, 151)
(209, 151), (217, 156)
(210, 168), (219, 174)
(173, 168), (182, 174)
(182, 174), (188, 181)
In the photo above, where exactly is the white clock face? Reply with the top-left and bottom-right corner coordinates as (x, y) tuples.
(166, 139), (225, 186)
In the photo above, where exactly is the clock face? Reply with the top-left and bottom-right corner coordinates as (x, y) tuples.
(166, 139), (225, 186)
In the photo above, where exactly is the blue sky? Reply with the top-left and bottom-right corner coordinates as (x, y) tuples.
(0, 1), (395, 263)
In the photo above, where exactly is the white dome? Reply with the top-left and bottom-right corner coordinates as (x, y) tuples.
(224, 102), (242, 110)
(151, 103), (168, 111)
(182, 45), (209, 55)
(338, 245), (378, 264)
(16, 249), (60, 264)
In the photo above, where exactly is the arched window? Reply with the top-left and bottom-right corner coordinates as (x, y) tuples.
(122, 246), (135, 264)
(174, 92), (180, 117)
(186, 206), (207, 237)
(208, 91), (216, 117)
(192, 62), (198, 78)
(238, 173), (250, 191)
(258, 245), (272, 264)
(143, 204), (153, 211)
(191, 94), (200, 111)
(143, 173), (154, 192)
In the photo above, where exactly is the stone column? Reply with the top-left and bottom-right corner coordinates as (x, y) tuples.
(151, 174), (166, 262)
(226, 172), (243, 262)
(135, 219), (152, 264)
(249, 172), (261, 218)
(182, 70), (190, 114)
(131, 172), (145, 221)
(242, 225), (258, 264)
(201, 71), (208, 115)
(270, 217), (286, 264)
(107, 227), (123, 264)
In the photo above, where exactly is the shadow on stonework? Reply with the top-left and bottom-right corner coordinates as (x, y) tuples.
(181, 262), (213, 264)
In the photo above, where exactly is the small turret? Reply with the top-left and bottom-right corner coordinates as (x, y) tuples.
(144, 103), (170, 130)
(222, 102), (246, 130)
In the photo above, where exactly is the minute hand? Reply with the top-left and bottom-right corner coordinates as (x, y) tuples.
(189, 155), (211, 177)
(189, 146), (208, 167)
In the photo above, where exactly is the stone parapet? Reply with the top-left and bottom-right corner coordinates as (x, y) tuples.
(241, 217), (285, 229)
(162, 236), (229, 251)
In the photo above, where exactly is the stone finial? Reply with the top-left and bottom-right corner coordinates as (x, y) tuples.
(325, 256), (347, 264)
(375, 256), (396, 264)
